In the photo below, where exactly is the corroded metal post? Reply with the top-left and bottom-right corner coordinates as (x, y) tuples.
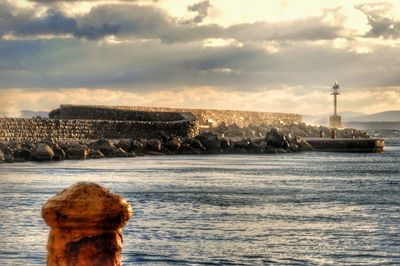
(319, 129), (325, 138)
(331, 129), (336, 139)
(42, 182), (132, 266)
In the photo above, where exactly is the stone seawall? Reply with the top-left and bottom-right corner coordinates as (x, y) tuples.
(50, 105), (194, 122)
(51, 105), (302, 127)
(0, 118), (198, 142)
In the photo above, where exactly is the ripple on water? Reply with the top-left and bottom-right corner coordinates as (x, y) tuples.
(0, 143), (400, 265)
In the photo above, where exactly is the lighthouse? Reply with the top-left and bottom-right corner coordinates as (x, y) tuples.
(329, 81), (342, 128)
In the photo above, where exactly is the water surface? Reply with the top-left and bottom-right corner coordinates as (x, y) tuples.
(0, 141), (399, 265)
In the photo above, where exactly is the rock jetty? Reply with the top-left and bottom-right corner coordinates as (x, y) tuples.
(0, 127), (318, 163)
(207, 122), (369, 139)
(0, 123), (372, 163)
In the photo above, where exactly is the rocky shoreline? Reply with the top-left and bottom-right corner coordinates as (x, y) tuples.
(0, 128), (316, 163)
(0, 123), (370, 163)
(206, 122), (370, 139)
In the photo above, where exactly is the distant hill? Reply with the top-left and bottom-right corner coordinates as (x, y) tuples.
(303, 111), (365, 125)
(20, 110), (49, 118)
(303, 110), (400, 125)
(348, 111), (400, 122)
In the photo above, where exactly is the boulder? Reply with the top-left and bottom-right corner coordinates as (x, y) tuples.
(90, 138), (112, 148)
(232, 147), (248, 154)
(64, 143), (88, 160)
(115, 140), (133, 152)
(215, 122), (228, 135)
(195, 132), (221, 154)
(4, 154), (14, 163)
(290, 136), (303, 146)
(52, 145), (66, 161)
(234, 139), (250, 149)
(21, 141), (35, 151)
(161, 149), (175, 155)
(247, 141), (263, 153)
(132, 138), (147, 152)
(157, 130), (170, 142)
(226, 123), (245, 138)
(179, 143), (202, 155)
(89, 139), (118, 157)
(147, 138), (162, 152)
(220, 138), (231, 150)
(277, 148), (287, 153)
(0, 143), (13, 157)
(298, 139), (314, 151)
(32, 143), (54, 161)
(164, 138), (182, 153)
(126, 151), (136, 157)
(13, 148), (31, 160)
(88, 149), (105, 159)
(185, 138), (206, 153)
(265, 128), (289, 148)
(113, 147), (128, 157)
(265, 147), (279, 154)
(42, 142), (65, 161)
(289, 144), (299, 152)
(146, 150), (165, 156)
(258, 140), (268, 149)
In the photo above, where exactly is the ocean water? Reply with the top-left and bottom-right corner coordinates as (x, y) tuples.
(0, 140), (399, 265)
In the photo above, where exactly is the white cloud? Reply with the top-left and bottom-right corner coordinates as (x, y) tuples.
(1, 0), (399, 115)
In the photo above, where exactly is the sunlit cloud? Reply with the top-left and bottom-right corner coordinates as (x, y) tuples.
(1, 87), (399, 118)
(1, 0), (399, 115)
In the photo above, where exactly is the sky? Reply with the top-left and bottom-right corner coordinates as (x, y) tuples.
(0, 0), (400, 117)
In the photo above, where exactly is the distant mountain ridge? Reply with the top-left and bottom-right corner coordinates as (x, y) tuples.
(348, 111), (400, 122)
(303, 111), (366, 125)
(0, 110), (49, 118)
(20, 110), (49, 118)
(303, 110), (399, 125)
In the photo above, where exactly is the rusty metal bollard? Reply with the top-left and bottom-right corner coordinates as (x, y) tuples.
(319, 130), (325, 138)
(42, 182), (132, 266)
(331, 129), (336, 139)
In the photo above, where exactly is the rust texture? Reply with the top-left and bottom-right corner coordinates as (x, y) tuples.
(42, 182), (132, 266)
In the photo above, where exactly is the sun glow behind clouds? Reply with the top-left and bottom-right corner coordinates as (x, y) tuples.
(1, 87), (399, 117)
(1, 0), (400, 115)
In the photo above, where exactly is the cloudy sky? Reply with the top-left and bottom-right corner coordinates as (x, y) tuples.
(0, 0), (399, 116)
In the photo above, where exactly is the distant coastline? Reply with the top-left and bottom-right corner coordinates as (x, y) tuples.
(344, 122), (400, 130)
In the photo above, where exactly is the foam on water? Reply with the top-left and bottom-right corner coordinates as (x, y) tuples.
(0, 140), (399, 265)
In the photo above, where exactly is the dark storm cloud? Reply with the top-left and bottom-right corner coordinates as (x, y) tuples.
(0, 2), (77, 37)
(187, 0), (211, 24)
(0, 2), (342, 42)
(1, 1), (398, 93)
(1, 37), (399, 90)
(356, 2), (400, 38)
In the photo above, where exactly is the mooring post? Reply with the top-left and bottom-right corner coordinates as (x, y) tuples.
(331, 129), (336, 139)
(42, 182), (132, 266)
(319, 129), (325, 138)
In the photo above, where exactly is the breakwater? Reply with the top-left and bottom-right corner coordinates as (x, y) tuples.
(50, 105), (302, 127)
(306, 138), (385, 153)
(0, 117), (198, 142)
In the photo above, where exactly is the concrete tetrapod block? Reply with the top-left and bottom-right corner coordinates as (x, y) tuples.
(42, 182), (132, 266)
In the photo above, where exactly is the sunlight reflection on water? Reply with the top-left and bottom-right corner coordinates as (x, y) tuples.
(0, 141), (399, 265)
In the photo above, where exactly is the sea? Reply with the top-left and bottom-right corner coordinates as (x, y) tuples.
(0, 132), (399, 265)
